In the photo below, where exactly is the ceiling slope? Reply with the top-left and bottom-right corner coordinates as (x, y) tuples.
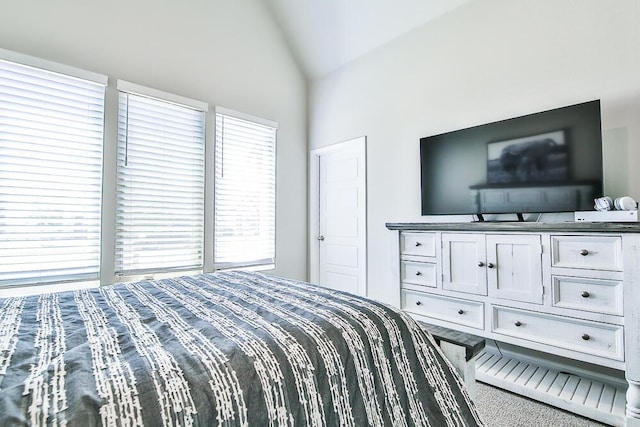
(265, 0), (471, 80)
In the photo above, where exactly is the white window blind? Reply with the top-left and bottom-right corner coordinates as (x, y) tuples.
(214, 108), (277, 269)
(116, 82), (206, 276)
(0, 55), (106, 287)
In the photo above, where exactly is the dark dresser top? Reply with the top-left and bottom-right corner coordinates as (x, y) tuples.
(386, 221), (640, 233)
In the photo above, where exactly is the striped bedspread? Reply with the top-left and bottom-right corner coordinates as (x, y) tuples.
(0, 271), (483, 426)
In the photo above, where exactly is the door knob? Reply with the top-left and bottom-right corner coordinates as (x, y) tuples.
(317, 235), (325, 241)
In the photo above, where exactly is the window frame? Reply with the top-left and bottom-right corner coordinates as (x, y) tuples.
(114, 80), (208, 280)
(213, 106), (278, 271)
(0, 48), (107, 291)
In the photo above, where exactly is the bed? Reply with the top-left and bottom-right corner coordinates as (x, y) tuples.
(0, 271), (483, 426)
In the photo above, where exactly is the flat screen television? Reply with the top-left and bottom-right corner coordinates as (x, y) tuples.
(420, 100), (603, 217)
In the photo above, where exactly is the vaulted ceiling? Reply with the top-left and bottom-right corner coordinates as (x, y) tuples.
(265, 0), (471, 80)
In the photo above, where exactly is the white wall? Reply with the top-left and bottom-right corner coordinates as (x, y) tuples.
(309, 0), (640, 306)
(0, 0), (308, 281)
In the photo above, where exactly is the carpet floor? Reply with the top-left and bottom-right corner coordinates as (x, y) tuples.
(473, 382), (610, 427)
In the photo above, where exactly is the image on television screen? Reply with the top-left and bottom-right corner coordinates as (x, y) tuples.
(487, 130), (569, 185)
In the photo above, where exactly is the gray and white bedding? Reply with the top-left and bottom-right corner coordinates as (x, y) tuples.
(0, 271), (483, 426)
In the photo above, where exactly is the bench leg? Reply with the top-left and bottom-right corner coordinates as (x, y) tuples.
(440, 341), (477, 399)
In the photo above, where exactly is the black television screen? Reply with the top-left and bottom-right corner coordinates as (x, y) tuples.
(420, 100), (603, 216)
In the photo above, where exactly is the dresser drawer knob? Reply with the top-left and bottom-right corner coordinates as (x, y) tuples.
(415, 242), (422, 247)
(457, 309), (464, 315)
(487, 263), (495, 269)
(514, 321), (522, 327)
(582, 334), (590, 341)
(580, 249), (589, 256)
(415, 271), (422, 276)
(581, 291), (590, 298)
(415, 301), (422, 306)
(478, 261), (485, 267)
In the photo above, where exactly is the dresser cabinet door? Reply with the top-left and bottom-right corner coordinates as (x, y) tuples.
(486, 234), (543, 304)
(442, 233), (487, 295)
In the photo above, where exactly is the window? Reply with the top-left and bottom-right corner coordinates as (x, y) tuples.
(214, 108), (277, 270)
(115, 81), (207, 276)
(1, 49), (283, 289)
(0, 51), (106, 287)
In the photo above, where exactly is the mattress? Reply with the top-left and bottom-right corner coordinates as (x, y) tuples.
(0, 270), (483, 426)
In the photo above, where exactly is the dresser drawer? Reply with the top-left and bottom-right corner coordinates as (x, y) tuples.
(552, 275), (623, 316)
(402, 290), (484, 329)
(493, 306), (624, 361)
(551, 235), (622, 271)
(401, 232), (436, 257)
(401, 261), (437, 288)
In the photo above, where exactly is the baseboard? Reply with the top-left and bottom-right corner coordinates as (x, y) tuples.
(476, 345), (626, 426)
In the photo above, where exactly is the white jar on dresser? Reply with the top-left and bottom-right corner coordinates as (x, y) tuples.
(386, 222), (640, 427)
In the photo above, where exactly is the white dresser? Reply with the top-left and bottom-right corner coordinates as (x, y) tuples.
(387, 222), (640, 427)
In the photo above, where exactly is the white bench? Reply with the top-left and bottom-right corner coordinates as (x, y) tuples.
(420, 322), (486, 399)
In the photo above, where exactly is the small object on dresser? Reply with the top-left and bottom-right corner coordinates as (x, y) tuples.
(574, 210), (639, 222)
(614, 196), (638, 211)
(594, 196), (614, 211)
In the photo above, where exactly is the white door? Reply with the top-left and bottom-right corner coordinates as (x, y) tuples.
(310, 137), (366, 295)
